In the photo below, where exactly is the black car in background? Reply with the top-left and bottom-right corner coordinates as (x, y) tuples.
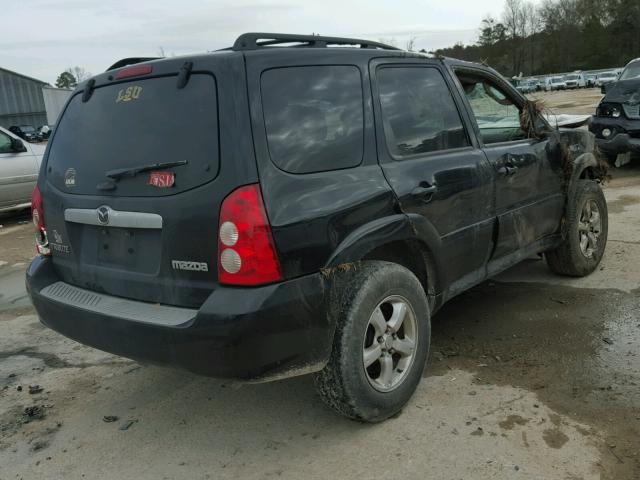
(26, 33), (608, 422)
(9, 125), (42, 142)
(590, 58), (640, 164)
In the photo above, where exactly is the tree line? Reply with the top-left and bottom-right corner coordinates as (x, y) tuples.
(434, 0), (640, 77)
(55, 67), (91, 89)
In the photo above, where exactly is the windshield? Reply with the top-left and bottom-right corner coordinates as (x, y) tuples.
(565, 75), (579, 80)
(552, 77), (563, 82)
(20, 126), (36, 132)
(620, 63), (640, 81)
(47, 74), (220, 197)
(599, 73), (616, 79)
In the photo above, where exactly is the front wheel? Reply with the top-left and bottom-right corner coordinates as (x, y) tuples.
(546, 180), (608, 276)
(314, 261), (430, 422)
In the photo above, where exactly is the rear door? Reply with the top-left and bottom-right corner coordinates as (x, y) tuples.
(370, 59), (495, 295)
(0, 129), (38, 209)
(41, 53), (256, 307)
(451, 68), (564, 265)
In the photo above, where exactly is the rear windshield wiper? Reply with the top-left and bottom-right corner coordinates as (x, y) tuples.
(105, 160), (188, 181)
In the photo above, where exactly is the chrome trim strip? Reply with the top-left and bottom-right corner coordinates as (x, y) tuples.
(0, 175), (38, 186)
(64, 207), (163, 229)
(40, 282), (197, 326)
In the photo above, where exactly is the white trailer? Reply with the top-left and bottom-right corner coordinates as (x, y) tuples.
(42, 86), (72, 126)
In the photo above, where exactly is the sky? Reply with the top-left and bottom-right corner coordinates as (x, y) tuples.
(2, 0), (536, 85)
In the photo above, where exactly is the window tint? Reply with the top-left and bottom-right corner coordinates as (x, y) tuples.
(261, 66), (364, 174)
(459, 76), (526, 144)
(620, 62), (640, 81)
(0, 132), (12, 154)
(47, 75), (219, 197)
(377, 67), (469, 158)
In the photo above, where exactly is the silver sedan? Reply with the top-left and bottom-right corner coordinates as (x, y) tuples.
(0, 126), (45, 213)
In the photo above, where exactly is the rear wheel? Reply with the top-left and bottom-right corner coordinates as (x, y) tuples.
(314, 261), (430, 422)
(546, 180), (608, 276)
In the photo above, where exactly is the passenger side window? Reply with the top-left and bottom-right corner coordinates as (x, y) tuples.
(0, 132), (12, 154)
(457, 75), (526, 144)
(261, 66), (364, 174)
(377, 67), (469, 158)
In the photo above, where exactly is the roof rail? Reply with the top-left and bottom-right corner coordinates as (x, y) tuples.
(232, 32), (400, 51)
(106, 57), (161, 72)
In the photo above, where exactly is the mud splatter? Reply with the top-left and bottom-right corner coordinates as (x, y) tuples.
(543, 429), (569, 449)
(499, 415), (529, 430)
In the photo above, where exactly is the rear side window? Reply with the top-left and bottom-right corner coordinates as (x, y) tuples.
(377, 67), (469, 158)
(261, 66), (364, 174)
(47, 74), (218, 196)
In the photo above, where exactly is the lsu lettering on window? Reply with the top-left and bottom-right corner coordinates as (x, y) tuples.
(115, 85), (143, 103)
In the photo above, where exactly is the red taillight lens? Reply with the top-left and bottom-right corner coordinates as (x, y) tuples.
(114, 65), (153, 80)
(31, 186), (50, 256)
(218, 184), (282, 286)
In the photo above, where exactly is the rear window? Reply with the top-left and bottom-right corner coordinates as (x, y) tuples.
(261, 66), (364, 174)
(47, 74), (218, 196)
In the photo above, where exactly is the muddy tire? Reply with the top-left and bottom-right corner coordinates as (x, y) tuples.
(546, 180), (608, 276)
(314, 261), (430, 422)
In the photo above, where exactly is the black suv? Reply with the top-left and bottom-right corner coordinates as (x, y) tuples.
(27, 33), (608, 422)
(590, 58), (640, 164)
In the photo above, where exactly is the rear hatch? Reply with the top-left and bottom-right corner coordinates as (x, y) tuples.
(41, 53), (257, 307)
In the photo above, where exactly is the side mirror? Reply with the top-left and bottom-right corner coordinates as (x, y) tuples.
(11, 137), (27, 153)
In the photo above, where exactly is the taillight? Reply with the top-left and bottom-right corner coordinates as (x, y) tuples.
(31, 186), (50, 256)
(114, 65), (153, 80)
(218, 184), (282, 286)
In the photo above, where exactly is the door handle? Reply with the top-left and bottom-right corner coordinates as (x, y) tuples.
(411, 182), (438, 200)
(498, 165), (519, 176)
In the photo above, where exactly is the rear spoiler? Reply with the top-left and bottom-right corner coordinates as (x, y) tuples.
(107, 57), (161, 71)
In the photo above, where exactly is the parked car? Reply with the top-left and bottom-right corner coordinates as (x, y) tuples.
(0, 126), (44, 213)
(9, 125), (42, 143)
(564, 73), (585, 89)
(26, 32), (608, 422)
(590, 58), (640, 164)
(585, 74), (597, 88)
(516, 80), (536, 94)
(596, 71), (618, 88)
(38, 125), (53, 140)
(549, 76), (567, 91)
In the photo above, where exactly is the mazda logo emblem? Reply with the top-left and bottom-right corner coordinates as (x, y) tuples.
(97, 206), (110, 225)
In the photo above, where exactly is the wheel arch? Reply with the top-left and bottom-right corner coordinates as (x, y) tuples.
(323, 214), (445, 306)
(568, 152), (598, 200)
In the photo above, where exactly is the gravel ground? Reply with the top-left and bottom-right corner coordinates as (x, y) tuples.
(0, 90), (638, 480)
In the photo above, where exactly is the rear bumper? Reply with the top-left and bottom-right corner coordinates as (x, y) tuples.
(26, 256), (334, 382)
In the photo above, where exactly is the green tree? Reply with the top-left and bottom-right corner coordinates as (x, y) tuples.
(55, 71), (77, 89)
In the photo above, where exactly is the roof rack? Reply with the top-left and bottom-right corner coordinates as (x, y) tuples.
(107, 57), (161, 71)
(232, 32), (400, 51)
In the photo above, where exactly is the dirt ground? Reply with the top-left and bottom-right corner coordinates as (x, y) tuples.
(529, 87), (605, 115)
(1, 90), (638, 480)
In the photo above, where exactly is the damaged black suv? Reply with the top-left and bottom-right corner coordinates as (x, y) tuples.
(26, 33), (608, 422)
(590, 58), (640, 165)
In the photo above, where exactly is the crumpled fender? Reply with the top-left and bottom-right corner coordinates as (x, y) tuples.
(324, 213), (445, 296)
